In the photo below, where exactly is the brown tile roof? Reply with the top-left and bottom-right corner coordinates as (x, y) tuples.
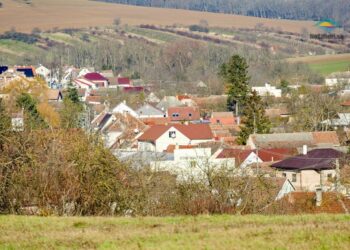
(166, 144), (197, 153)
(312, 131), (340, 146)
(138, 124), (213, 142)
(211, 112), (234, 118)
(168, 106), (200, 121)
(86, 95), (103, 104)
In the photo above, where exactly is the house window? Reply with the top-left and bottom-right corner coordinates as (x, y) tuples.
(190, 161), (196, 168)
(327, 173), (333, 181)
(282, 173), (287, 178)
(216, 119), (220, 124)
(169, 131), (176, 138)
(189, 113), (192, 117)
(172, 113), (179, 117)
(292, 173), (297, 182)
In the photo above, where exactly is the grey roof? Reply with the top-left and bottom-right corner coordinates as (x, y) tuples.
(116, 151), (173, 169)
(156, 96), (184, 111)
(272, 148), (343, 171)
(250, 131), (340, 149)
(321, 113), (350, 126)
(136, 103), (164, 117)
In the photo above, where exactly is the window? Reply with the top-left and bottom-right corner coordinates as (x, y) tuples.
(169, 131), (176, 138)
(292, 173), (297, 182)
(190, 161), (196, 168)
(172, 113), (179, 117)
(282, 173), (287, 178)
(189, 113), (192, 117)
(327, 173), (333, 181)
(216, 119), (220, 124)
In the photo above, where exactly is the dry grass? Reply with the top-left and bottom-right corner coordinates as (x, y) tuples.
(0, 214), (349, 249)
(0, 0), (317, 34)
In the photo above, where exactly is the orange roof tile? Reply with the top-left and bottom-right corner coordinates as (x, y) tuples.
(138, 124), (213, 142)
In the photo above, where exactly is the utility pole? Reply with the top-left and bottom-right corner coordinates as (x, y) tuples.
(336, 158), (340, 192)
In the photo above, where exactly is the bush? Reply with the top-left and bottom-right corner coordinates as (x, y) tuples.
(0, 31), (39, 44)
(189, 25), (209, 33)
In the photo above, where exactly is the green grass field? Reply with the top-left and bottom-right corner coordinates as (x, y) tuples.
(287, 53), (350, 75)
(0, 214), (349, 249)
(309, 61), (350, 75)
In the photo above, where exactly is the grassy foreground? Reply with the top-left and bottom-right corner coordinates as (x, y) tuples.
(0, 214), (349, 249)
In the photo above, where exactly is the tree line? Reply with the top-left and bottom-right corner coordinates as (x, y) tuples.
(97, 0), (350, 26)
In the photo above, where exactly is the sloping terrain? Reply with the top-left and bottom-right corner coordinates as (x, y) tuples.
(0, 0), (318, 33)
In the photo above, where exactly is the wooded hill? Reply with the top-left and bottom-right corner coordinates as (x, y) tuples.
(98, 0), (350, 27)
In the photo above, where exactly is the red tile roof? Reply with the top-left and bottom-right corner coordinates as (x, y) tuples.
(168, 106), (200, 121)
(217, 148), (297, 165)
(177, 95), (191, 101)
(217, 149), (253, 165)
(166, 144), (197, 153)
(118, 77), (131, 85)
(341, 100), (350, 106)
(86, 95), (103, 104)
(257, 148), (298, 162)
(138, 124), (213, 142)
(84, 72), (107, 81)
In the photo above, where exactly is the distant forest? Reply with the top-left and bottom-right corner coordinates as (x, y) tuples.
(97, 0), (350, 26)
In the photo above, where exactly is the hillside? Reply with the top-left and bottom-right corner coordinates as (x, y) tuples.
(0, 214), (349, 249)
(0, 0), (318, 33)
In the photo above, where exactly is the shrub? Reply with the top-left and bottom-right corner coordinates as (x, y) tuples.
(189, 25), (209, 33)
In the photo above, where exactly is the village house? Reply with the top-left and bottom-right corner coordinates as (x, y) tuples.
(156, 96), (184, 112)
(137, 124), (214, 152)
(252, 83), (282, 98)
(111, 101), (139, 118)
(150, 147), (235, 182)
(271, 148), (344, 191)
(83, 72), (109, 88)
(45, 89), (63, 102)
(210, 112), (236, 125)
(167, 106), (201, 122)
(136, 103), (165, 118)
(35, 65), (51, 81)
(321, 113), (350, 129)
(215, 148), (297, 169)
(325, 71), (350, 86)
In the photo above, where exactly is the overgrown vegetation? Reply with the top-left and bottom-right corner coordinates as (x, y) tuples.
(0, 31), (39, 44)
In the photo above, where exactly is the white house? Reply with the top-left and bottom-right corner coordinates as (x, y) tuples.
(77, 67), (93, 78)
(73, 78), (98, 89)
(138, 124), (214, 152)
(150, 147), (235, 182)
(325, 71), (350, 87)
(252, 83), (282, 97)
(111, 101), (139, 118)
(35, 65), (51, 80)
(272, 148), (343, 191)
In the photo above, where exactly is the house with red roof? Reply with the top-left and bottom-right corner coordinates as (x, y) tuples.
(84, 72), (109, 88)
(167, 106), (201, 122)
(137, 124), (214, 152)
(215, 148), (297, 169)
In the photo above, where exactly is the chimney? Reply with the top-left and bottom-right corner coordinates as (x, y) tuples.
(236, 116), (241, 125)
(315, 186), (322, 207)
(175, 144), (179, 150)
(302, 145), (308, 155)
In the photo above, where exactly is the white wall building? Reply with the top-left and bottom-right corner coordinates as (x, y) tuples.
(252, 83), (282, 97)
(150, 147), (235, 182)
